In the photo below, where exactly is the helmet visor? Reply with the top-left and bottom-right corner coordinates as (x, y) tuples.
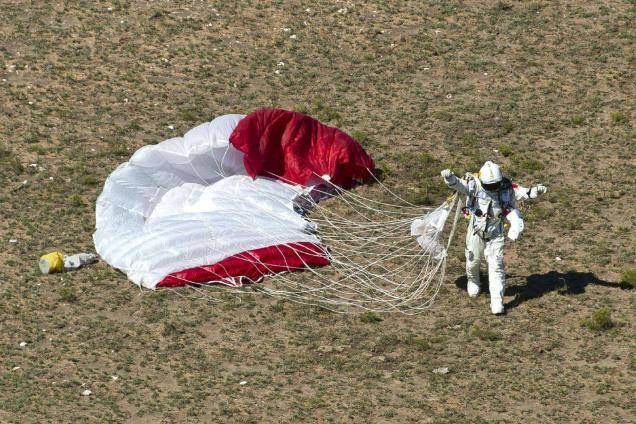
(482, 181), (501, 192)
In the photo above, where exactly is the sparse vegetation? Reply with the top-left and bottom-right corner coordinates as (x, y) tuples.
(470, 324), (501, 341)
(515, 158), (545, 172)
(581, 307), (615, 332)
(360, 311), (383, 324)
(570, 116), (585, 126)
(619, 268), (636, 290)
(350, 130), (371, 147)
(68, 194), (85, 207)
(58, 287), (78, 303)
(0, 1), (633, 422)
(494, 1), (513, 12)
(498, 144), (514, 157)
(499, 121), (514, 136)
(610, 111), (628, 126)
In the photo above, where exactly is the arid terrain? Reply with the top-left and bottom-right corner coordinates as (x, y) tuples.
(0, 1), (634, 423)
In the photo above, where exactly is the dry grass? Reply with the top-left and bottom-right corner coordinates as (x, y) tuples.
(0, 1), (634, 423)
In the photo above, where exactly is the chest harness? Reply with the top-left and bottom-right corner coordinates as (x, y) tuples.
(461, 174), (514, 240)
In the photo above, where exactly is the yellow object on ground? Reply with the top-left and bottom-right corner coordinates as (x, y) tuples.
(39, 251), (65, 274)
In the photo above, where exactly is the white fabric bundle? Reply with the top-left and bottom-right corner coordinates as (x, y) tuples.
(505, 208), (524, 241)
(410, 203), (451, 259)
(93, 114), (319, 288)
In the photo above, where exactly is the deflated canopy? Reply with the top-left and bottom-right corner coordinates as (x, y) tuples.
(93, 110), (375, 289)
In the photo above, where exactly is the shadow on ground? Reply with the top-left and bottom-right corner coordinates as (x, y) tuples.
(454, 271), (626, 310)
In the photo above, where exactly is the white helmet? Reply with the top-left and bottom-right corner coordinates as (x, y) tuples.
(479, 161), (503, 185)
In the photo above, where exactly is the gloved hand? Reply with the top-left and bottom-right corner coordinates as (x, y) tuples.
(529, 184), (547, 199)
(441, 169), (454, 181)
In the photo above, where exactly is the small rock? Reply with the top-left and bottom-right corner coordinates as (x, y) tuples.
(19, 341), (26, 348)
(555, 257), (562, 261)
(168, 125), (174, 130)
(432, 367), (449, 374)
(81, 389), (92, 396)
(239, 381), (247, 386)
(12, 366), (20, 371)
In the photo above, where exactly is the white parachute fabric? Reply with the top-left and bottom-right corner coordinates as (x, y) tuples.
(94, 114), (320, 288)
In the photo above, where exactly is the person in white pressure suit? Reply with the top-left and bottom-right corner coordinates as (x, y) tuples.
(441, 161), (547, 314)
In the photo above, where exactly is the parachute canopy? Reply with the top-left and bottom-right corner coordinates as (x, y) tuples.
(93, 109), (374, 289)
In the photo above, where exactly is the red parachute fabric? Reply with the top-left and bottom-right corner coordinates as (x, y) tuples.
(157, 242), (330, 288)
(229, 108), (375, 188)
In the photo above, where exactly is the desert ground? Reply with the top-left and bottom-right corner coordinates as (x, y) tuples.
(0, 1), (634, 423)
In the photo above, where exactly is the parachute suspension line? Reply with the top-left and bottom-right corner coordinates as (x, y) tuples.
(194, 196), (458, 310)
(176, 171), (460, 314)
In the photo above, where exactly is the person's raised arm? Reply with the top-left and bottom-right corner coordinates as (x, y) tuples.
(513, 182), (547, 202)
(441, 169), (470, 195)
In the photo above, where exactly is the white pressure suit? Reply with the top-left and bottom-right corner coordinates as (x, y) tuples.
(441, 162), (546, 314)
